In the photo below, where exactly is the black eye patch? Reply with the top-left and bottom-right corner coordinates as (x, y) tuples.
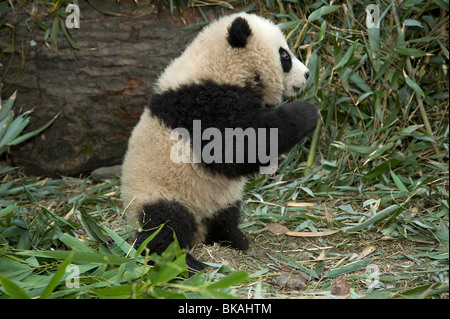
(279, 47), (292, 73)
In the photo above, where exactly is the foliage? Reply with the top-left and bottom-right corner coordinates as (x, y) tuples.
(0, 91), (56, 169)
(0, 178), (250, 299)
(0, 0), (448, 299)
(0, 0), (82, 54)
(242, 0), (448, 249)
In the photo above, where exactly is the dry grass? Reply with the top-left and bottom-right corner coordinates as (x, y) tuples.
(1, 0), (448, 299)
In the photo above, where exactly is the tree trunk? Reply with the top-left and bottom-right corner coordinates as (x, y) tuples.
(1, 0), (201, 177)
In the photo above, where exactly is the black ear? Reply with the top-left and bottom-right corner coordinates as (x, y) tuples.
(227, 17), (251, 48)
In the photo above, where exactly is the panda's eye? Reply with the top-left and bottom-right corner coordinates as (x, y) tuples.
(279, 48), (292, 73)
(281, 51), (290, 60)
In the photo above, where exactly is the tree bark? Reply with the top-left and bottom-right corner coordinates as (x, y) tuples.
(1, 0), (201, 177)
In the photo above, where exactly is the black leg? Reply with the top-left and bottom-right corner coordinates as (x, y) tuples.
(203, 201), (249, 251)
(135, 200), (205, 272)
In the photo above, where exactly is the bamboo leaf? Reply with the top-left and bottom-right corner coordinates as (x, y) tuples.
(334, 40), (359, 70)
(50, 16), (59, 50)
(0, 115), (30, 149)
(134, 224), (165, 258)
(403, 71), (425, 98)
(148, 248), (187, 286)
(0, 91), (17, 120)
(434, 0), (449, 10)
(93, 285), (134, 298)
(59, 233), (95, 253)
(40, 250), (74, 299)
(324, 259), (372, 278)
(6, 114), (58, 146)
(390, 170), (409, 194)
(59, 19), (81, 50)
(16, 250), (130, 265)
(308, 5), (341, 22)
(207, 270), (249, 290)
(0, 275), (30, 299)
(345, 205), (401, 232)
(395, 47), (428, 57)
(0, 205), (16, 218)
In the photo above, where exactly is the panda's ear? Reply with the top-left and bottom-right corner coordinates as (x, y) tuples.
(227, 17), (251, 48)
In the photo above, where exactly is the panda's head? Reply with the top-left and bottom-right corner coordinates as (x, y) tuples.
(155, 13), (310, 106)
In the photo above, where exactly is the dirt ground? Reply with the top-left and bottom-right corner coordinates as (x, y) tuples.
(191, 229), (444, 298)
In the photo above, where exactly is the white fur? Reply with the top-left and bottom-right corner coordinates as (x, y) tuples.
(284, 53), (310, 97)
(155, 12), (309, 105)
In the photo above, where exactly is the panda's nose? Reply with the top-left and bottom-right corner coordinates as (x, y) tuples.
(305, 71), (310, 80)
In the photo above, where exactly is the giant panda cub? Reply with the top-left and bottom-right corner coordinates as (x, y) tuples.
(121, 12), (318, 271)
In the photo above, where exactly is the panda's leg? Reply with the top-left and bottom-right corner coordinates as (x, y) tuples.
(135, 200), (205, 272)
(203, 201), (249, 251)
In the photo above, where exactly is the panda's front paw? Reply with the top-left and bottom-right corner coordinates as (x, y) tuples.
(217, 229), (249, 251)
(230, 230), (249, 251)
(281, 101), (319, 138)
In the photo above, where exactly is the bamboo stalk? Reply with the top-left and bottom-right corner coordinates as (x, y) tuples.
(305, 117), (322, 176)
(391, 1), (441, 158)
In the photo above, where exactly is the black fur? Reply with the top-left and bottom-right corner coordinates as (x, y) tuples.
(136, 200), (204, 271)
(203, 201), (249, 250)
(149, 81), (318, 178)
(227, 17), (252, 48)
(279, 47), (292, 73)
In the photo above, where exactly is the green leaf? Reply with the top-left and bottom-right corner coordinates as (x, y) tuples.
(334, 40), (359, 70)
(86, 0), (122, 16)
(0, 115), (30, 149)
(349, 73), (371, 92)
(0, 91), (16, 120)
(50, 16), (59, 50)
(324, 259), (372, 278)
(404, 19), (422, 27)
(207, 270), (249, 290)
(149, 251), (187, 286)
(399, 125), (424, 136)
(93, 285), (134, 298)
(102, 225), (136, 257)
(357, 91), (373, 105)
(16, 250), (130, 265)
(390, 170), (409, 194)
(78, 207), (108, 245)
(0, 205), (16, 218)
(345, 205), (401, 232)
(395, 47), (427, 57)
(134, 224), (165, 258)
(434, 0), (449, 10)
(278, 20), (302, 31)
(363, 158), (404, 181)
(308, 5), (341, 22)
(365, 142), (394, 163)
(7, 114), (57, 147)
(0, 274), (30, 299)
(346, 144), (376, 155)
(404, 73), (425, 98)
(395, 282), (448, 299)
(59, 233), (95, 253)
(40, 250), (74, 299)
(59, 19), (81, 50)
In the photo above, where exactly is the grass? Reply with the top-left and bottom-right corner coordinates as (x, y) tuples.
(0, 0), (449, 299)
